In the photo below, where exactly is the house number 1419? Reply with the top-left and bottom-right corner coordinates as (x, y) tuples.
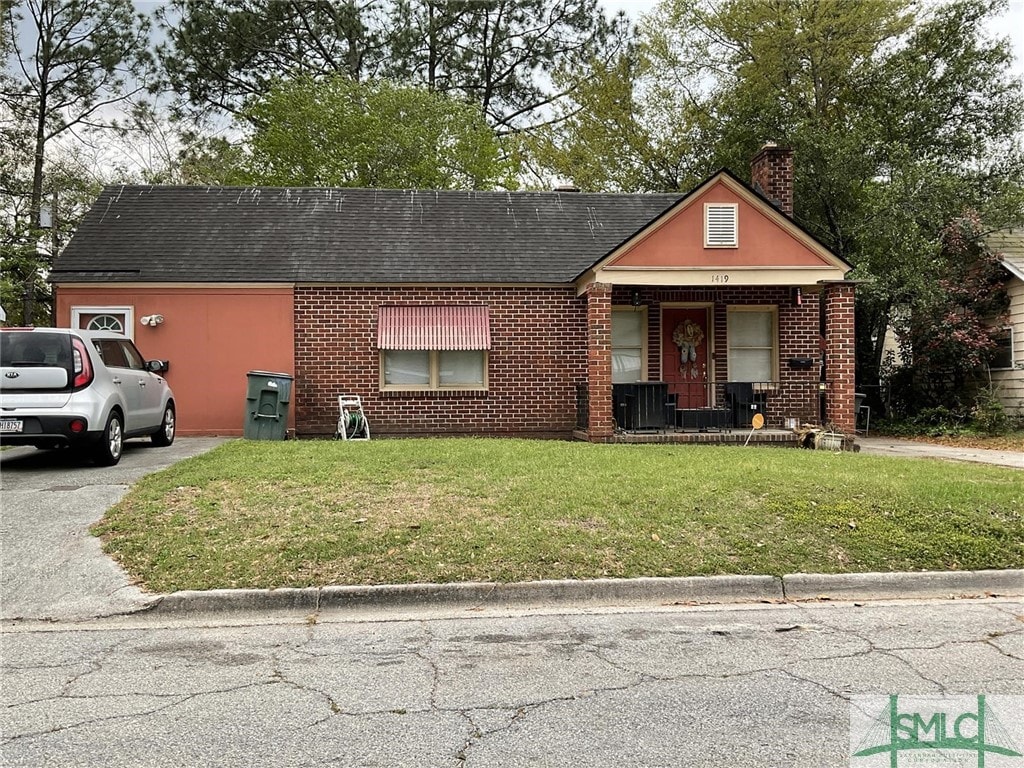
(711, 274), (730, 283)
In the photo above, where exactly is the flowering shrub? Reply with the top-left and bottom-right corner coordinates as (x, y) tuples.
(886, 211), (1009, 419)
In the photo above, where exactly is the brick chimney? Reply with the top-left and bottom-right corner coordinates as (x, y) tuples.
(750, 142), (794, 217)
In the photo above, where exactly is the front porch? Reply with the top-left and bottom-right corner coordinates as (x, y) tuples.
(572, 159), (856, 443)
(577, 281), (856, 443)
(575, 379), (820, 446)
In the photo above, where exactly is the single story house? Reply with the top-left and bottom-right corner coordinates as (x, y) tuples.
(51, 144), (856, 440)
(987, 229), (1024, 415)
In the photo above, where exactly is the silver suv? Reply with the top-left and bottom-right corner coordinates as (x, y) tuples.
(0, 328), (175, 465)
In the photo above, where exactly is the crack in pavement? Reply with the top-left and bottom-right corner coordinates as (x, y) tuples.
(443, 614), (1018, 739)
(567, 622), (880, 683)
(983, 638), (1024, 662)
(877, 649), (948, 692)
(454, 710), (481, 763)
(3, 692), (194, 745)
(59, 660), (103, 698)
(2, 680), (280, 745)
(268, 639), (346, 727)
(778, 622), (946, 696)
(455, 707), (527, 764)
(778, 668), (855, 704)
(806, 614), (1024, 667)
(795, 603), (1020, 657)
(62, 636), (139, 697)
(786, 605), (1024, 692)
(788, 610), (948, 691)
(414, 620), (442, 713)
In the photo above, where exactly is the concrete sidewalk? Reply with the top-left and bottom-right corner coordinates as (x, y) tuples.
(856, 436), (1023, 469)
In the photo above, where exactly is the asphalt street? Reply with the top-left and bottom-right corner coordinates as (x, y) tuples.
(3, 598), (1023, 767)
(0, 438), (227, 621)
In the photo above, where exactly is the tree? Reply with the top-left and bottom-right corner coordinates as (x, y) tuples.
(171, 135), (249, 185)
(156, 0), (391, 120)
(91, 103), (250, 185)
(532, 0), (918, 194)
(2, 0), (154, 322)
(535, 0), (1024, 399)
(240, 76), (511, 189)
(885, 211), (1010, 416)
(526, 48), (707, 192)
(1, 99), (39, 324)
(157, 0), (628, 133)
(0, 132), (103, 325)
(831, 0), (1022, 390)
(388, 0), (628, 133)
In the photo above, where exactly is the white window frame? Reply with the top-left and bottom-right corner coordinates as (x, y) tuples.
(704, 203), (738, 248)
(726, 305), (779, 383)
(611, 306), (648, 383)
(71, 306), (135, 340)
(380, 349), (489, 392)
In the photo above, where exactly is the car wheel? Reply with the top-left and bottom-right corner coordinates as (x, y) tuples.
(152, 403), (175, 446)
(94, 411), (123, 466)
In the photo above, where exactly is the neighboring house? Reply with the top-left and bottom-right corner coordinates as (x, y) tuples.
(987, 228), (1024, 415)
(50, 144), (856, 439)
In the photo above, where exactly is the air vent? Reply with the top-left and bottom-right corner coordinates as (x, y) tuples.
(705, 203), (738, 248)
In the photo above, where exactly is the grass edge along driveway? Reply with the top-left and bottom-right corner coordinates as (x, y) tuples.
(92, 439), (1024, 593)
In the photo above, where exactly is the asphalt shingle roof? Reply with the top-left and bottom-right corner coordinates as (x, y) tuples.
(52, 185), (683, 284)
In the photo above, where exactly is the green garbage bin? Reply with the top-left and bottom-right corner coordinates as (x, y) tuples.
(244, 371), (293, 440)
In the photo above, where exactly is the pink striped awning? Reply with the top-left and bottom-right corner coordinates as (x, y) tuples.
(377, 305), (491, 350)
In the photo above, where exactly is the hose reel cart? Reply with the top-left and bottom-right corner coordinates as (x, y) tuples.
(334, 395), (370, 440)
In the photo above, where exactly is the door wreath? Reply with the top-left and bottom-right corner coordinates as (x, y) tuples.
(672, 320), (704, 379)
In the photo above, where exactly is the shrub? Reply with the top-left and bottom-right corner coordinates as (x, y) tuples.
(972, 387), (1010, 436)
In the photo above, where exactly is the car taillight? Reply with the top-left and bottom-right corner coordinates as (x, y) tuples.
(72, 338), (93, 389)
(69, 419), (86, 433)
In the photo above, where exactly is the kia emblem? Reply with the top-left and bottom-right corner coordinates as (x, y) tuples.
(4, 372), (19, 378)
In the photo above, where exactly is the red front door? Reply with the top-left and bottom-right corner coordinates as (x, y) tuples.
(662, 307), (710, 408)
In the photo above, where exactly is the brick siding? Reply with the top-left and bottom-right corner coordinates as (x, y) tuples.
(750, 144), (794, 218)
(294, 283), (846, 439)
(823, 282), (857, 432)
(586, 283), (615, 441)
(294, 286), (586, 438)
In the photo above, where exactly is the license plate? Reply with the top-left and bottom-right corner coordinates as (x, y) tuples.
(0, 419), (24, 433)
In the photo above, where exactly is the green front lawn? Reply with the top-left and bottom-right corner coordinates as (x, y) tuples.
(92, 439), (1024, 592)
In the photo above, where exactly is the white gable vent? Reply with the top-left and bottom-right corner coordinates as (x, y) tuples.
(704, 203), (738, 248)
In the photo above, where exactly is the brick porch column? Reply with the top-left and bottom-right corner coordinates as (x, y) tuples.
(822, 281), (856, 433)
(586, 282), (614, 441)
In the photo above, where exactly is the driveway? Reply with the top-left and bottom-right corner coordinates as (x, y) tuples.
(1, 437), (228, 622)
(857, 436), (1023, 469)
